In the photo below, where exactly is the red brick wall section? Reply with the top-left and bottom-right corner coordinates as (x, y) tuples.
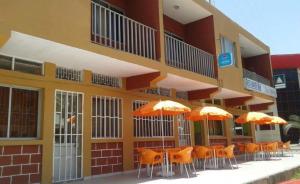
(91, 142), (123, 176)
(0, 145), (42, 184)
(209, 138), (227, 146)
(133, 141), (175, 168)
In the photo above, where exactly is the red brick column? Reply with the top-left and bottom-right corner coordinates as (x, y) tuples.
(133, 140), (175, 168)
(0, 145), (42, 184)
(91, 142), (123, 176)
(209, 138), (227, 146)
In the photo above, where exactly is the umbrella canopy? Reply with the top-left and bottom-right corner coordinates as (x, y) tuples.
(132, 100), (191, 116)
(267, 116), (287, 125)
(186, 106), (233, 121)
(235, 112), (272, 124)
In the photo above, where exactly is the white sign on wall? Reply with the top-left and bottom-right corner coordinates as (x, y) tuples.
(244, 78), (277, 98)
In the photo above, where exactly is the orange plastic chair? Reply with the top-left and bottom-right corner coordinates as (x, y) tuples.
(264, 142), (278, 159)
(137, 149), (164, 178)
(223, 145), (238, 169)
(169, 147), (195, 178)
(193, 146), (213, 170)
(245, 143), (259, 161)
(282, 141), (293, 156)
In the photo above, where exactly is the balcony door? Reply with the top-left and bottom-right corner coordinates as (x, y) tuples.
(53, 90), (83, 183)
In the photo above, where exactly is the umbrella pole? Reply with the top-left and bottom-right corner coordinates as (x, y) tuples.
(161, 109), (165, 150)
(207, 115), (210, 146)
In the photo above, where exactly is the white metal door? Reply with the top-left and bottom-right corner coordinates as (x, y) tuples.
(53, 90), (83, 183)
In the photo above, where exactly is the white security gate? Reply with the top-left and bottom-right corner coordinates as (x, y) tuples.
(53, 90), (83, 183)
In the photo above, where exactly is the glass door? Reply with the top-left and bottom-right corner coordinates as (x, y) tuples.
(53, 90), (83, 183)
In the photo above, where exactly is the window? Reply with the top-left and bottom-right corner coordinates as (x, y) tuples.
(133, 100), (174, 138)
(92, 73), (121, 88)
(92, 96), (123, 138)
(0, 86), (40, 138)
(259, 124), (275, 131)
(0, 54), (43, 75)
(232, 115), (251, 136)
(204, 99), (222, 105)
(56, 67), (82, 82)
(208, 120), (224, 136)
(220, 36), (237, 66)
(140, 88), (171, 97)
(177, 115), (191, 146)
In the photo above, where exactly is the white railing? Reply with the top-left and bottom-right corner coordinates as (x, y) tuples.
(243, 68), (271, 86)
(165, 34), (215, 78)
(91, 1), (156, 60)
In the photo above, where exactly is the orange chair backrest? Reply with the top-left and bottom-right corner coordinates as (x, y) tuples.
(176, 147), (193, 163)
(139, 149), (161, 165)
(283, 141), (291, 149)
(224, 145), (235, 158)
(194, 146), (212, 159)
(245, 143), (258, 153)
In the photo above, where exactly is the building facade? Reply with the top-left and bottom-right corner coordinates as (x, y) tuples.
(0, 0), (277, 183)
(272, 54), (300, 143)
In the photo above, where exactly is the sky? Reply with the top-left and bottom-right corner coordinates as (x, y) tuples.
(211, 0), (300, 55)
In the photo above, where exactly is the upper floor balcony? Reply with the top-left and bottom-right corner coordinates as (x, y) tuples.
(165, 34), (215, 78)
(91, 0), (159, 61)
(243, 68), (277, 98)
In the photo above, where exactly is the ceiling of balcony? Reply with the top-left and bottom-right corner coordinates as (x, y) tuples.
(239, 34), (268, 58)
(163, 0), (212, 24)
(157, 73), (216, 91)
(0, 31), (157, 77)
(213, 88), (249, 99)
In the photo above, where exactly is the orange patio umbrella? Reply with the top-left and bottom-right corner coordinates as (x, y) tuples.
(186, 106), (233, 145)
(267, 116), (287, 125)
(133, 100), (191, 116)
(133, 100), (191, 149)
(186, 106), (233, 121)
(235, 112), (272, 124)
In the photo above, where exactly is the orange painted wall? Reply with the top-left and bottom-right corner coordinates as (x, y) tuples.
(243, 54), (273, 83)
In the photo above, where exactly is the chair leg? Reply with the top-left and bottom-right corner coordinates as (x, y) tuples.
(192, 162), (196, 173)
(234, 156), (238, 168)
(170, 162), (173, 177)
(150, 164), (154, 178)
(184, 164), (189, 178)
(203, 158), (206, 170)
(138, 164), (141, 179)
(228, 158), (233, 170)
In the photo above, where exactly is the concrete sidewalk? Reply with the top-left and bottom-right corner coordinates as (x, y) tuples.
(73, 152), (300, 184)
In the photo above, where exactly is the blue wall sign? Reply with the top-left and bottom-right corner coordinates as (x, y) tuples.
(218, 52), (233, 68)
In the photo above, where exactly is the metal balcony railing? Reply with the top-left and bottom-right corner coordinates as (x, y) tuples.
(243, 68), (271, 86)
(91, 1), (156, 60)
(165, 34), (215, 78)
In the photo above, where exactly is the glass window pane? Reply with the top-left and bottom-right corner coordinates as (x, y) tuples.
(0, 55), (12, 70)
(0, 86), (9, 137)
(10, 88), (39, 137)
(14, 58), (42, 75)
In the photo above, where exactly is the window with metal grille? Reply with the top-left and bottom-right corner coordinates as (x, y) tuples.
(92, 96), (122, 138)
(56, 67), (82, 82)
(176, 91), (188, 100)
(0, 54), (43, 75)
(140, 88), (171, 97)
(208, 120), (224, 136)
(133, 100), (174, 138)
(92, 73), (121, 88)
(177, 115), (191, 146)
(0, 85), (40, 138)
